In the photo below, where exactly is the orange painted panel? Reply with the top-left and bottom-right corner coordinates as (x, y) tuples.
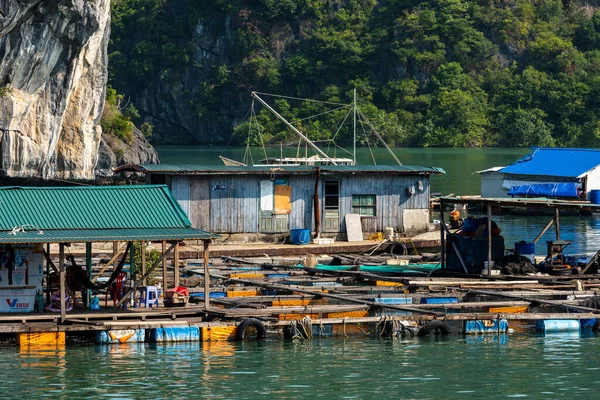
(201, 326), (237, 342)
(274, 185), (292, 214)
(17, 332), (65, 346)
(488, 306), (529, 313)
(272, 299), (311, 306)
(327, 310), (369, 318)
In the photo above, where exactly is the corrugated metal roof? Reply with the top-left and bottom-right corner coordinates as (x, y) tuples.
(499, 148), (600, 178)
(0, 228), (217, 244)
(0, 185), (218, 243)
(115, 164), (446, 175)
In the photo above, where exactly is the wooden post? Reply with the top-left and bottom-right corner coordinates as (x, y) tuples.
(203, 239), (211, 310)
(113, 241), (118, 267)
(85, 242), (92, 308)
(533, 218), (554, 244)
(129, 242), (135, 307)
(162, 240), (168, 292)
(141, 241), (147, 287)
(555, 208), (560, 240)
(174, 241), (180, 288)
(45, 243), (51, 304)
(440, 200), (445, 270)
(59, 244), (66, 323)
(487, 204), (492, 276)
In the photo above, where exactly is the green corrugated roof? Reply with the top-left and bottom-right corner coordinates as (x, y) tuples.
(115, 164), (446, 175)
(0, 228), (217, 244)
(0, 185), (218, 243)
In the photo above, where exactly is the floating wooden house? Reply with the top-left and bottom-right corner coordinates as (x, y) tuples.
(115, 165), (445, 241)
(0, 185), (218, 319)
(476, 148), (600, 200)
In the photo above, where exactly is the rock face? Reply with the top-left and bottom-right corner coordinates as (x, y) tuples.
(0, 0), (155, 180)
(96, 127), (160, 178)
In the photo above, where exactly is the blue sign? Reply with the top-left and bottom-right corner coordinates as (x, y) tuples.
(212, 185), (227, 191)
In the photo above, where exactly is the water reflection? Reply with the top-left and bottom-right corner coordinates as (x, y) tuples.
(4, 335), (600, 398)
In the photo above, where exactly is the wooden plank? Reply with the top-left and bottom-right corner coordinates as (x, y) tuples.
(345, 214), (363, 241)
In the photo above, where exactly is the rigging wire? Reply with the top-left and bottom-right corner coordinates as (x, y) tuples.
(358, 117), (377, 165)
(357, 108), (402, 166)
(253, 92), (350, 107)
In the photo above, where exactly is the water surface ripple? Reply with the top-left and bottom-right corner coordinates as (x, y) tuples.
(4, 334), (600, 399)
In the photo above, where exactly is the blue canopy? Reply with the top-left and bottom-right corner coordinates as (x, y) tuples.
(508, 183), (578, 198)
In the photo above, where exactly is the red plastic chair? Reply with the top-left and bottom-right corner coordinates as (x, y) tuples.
(105, 272), (127, 307)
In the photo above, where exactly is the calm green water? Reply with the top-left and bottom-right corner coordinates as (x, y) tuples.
(5, 334), (600, 399)
(154, 146), (531, 196)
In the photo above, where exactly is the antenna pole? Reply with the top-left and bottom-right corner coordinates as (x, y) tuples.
(353, 88), (357, 165)
(251, 91), (337, 165)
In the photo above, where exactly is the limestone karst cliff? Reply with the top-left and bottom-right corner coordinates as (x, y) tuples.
(0, 0), (157, 181)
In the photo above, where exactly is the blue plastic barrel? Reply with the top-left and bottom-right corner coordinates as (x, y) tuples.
(515, 242), (535, 262)
(536, 319), (580, 333)
(591, 189), (600, 204)
(290, 229), (311, 245)
(420, 297), (458, 304)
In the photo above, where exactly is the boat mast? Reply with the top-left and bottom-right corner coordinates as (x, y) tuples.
(353, 88), (357, 166)
(251, 92), (338, 165)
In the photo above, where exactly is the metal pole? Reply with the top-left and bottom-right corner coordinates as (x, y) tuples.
(203, 240), (211, 310)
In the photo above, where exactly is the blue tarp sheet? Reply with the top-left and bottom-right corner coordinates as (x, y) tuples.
(508, 182), (578, 198)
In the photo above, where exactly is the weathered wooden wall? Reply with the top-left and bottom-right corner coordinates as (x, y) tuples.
(159, 172), (430, 234)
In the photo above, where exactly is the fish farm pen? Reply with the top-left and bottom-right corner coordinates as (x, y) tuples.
(4, 190), (600, 346)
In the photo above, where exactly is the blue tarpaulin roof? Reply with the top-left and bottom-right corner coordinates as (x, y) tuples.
(499, 148), (600, 178)
(508, 183), (579, 198)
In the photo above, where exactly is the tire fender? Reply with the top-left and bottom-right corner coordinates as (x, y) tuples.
(235, 318), (267, 341)
(417, 320), (450, 337)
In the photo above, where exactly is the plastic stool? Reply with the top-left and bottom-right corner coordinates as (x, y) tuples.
(138, 286), (159, 308)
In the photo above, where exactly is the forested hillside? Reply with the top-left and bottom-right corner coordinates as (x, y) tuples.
(108, 0), (600, 147)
